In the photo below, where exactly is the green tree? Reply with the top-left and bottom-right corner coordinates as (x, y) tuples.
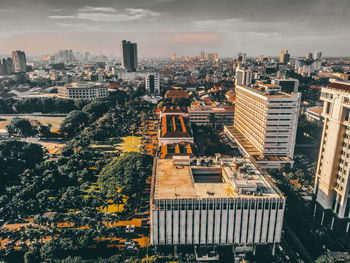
(315, 254), (335, 263)
(59, 110), (89, 137)
(6, 117), (36, 138)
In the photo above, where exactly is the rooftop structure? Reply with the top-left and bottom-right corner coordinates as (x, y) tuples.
(150, 157), (285, 249)
(160, 142), (197, 159)
(165, 89), (189, 99)
(159, 115), (193, 146)
(159, 106), (188, 118)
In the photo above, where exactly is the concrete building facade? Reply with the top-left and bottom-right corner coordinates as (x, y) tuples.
(57, 82), (108, 100)
(313, 81), (350, 234)
(224, 84), (301, 168)
(150, 157), (285, 251)
(146, 73), (160, 95)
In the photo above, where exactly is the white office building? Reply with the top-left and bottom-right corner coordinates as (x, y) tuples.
(146, 73), (160, 95)
(235, 68), (252, 86)
(224, 83), (301, 168)
(151, 157), (285, 253)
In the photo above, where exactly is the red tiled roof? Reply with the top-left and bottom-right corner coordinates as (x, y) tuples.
(165, 90), (189, 99)
(160, 115), (192, 138)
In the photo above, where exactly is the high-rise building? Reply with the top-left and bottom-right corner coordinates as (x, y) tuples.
(314, 51), (322, 60)
(279, 50), (290, 64)
(151, 156), (285, 254)
(0, 58), (15, 75)
(272, 78), (299, 94)
(313, 81), (350, 234)
(145, 73), (160, 95)
(224, 83), (301, 168)
(121, 40), (138, 72)
(306, 52), (313, 60)
(213, 53), (218, 62)
(171, 54), (176, 61)
(200, 51), (205, 60)
(11, 50), (27, 72)
(236, 52), (246, 64)
(235, 67), (252, 86)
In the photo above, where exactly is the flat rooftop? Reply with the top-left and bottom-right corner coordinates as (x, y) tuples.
(152, 158), (282, 200)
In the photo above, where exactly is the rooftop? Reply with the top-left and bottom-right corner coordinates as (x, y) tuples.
(327, 81), (350, 93)
(64, 82), (104, 89)
(160, 115), (192, 138)
(237, 84), (295, 98)
(164, 89), (189, 99)
(152, 158), (282, 200)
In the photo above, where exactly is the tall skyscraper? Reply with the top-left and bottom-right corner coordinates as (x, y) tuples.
(236, 52), (246, 64)
(279, 49), (290, 64)
(120, 40), (138, 72)
(314, 51), (322, 60)
(306, 52), (313, 60)
(313, 81), (350, 234)
(200, 51), (205, 60)
(145, 73), (160, 95)
(235, 67), (252, 86)
(11, 50), (27, 72)
(224, 83), (301, 168)
(0, 58), (15, 75)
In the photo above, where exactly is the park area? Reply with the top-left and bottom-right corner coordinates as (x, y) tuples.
(0, 114), (66, 133)
(89, 136), (142, 154)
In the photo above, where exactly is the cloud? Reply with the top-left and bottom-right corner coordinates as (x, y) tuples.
(48, 6), (160, 22)
(48, 15), (76, 19)
(78, 6), (117, 13)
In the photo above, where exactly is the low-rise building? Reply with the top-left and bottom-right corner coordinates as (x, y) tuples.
(57, 82), (108, 100)
(188, 103), (234, 127)
(159, 115), (194, 146)
(305, 106), (323, 122)
(150, 157), (285, 253)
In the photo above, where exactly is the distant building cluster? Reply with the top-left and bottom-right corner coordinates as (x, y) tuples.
(0, 50), (27, 75)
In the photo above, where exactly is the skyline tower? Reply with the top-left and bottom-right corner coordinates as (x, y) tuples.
(279, 49), (290, 64)
(11, 50), (27, 72)
(121, 40), (138, 72)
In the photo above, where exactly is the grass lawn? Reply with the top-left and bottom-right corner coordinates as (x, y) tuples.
(90, 136), (141, 154)
(116, 136), (141, 153)
(0, 114), (65, 132)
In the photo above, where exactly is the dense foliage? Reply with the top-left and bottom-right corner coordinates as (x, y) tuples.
(98, 152), (153, 197)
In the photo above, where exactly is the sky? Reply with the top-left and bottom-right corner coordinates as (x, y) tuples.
(0, 0), (349, 57)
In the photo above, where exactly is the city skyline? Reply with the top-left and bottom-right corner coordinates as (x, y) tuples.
(0, 0), (349, 57)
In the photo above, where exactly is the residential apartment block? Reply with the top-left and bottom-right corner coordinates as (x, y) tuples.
(314, 81), (350, 234)
(224, 83), (301, 168)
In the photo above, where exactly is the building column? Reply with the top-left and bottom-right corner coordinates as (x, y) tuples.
(253, 245), (256, 256)
(271, 243), (276, 256)
(313, 203), (317, 218)
(330, 217), (334, 230)
(320, 211), (325, 225)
